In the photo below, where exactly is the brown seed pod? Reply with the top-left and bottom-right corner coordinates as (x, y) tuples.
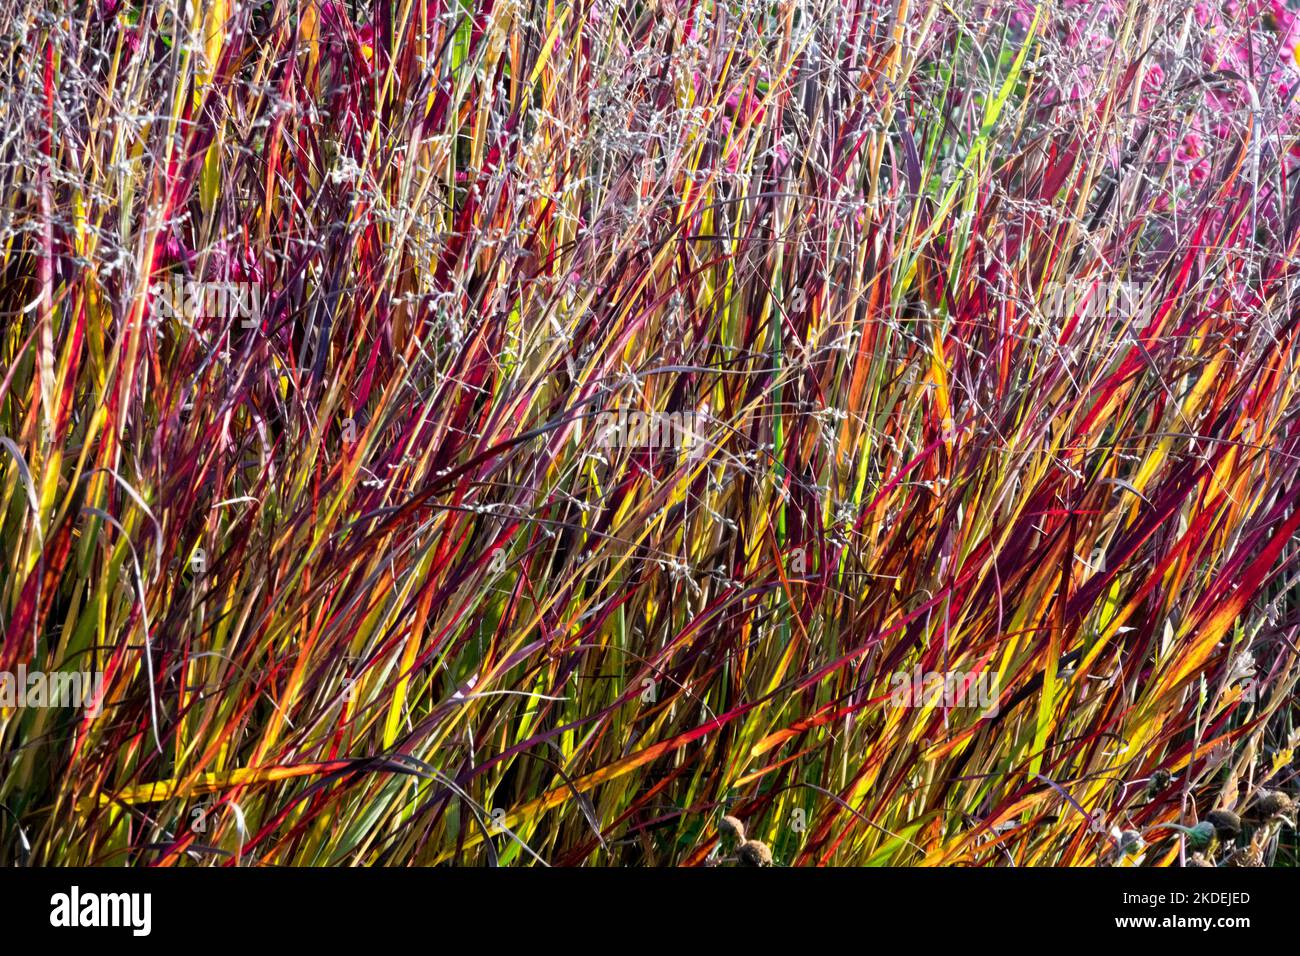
(1252, 790), (1294, 821)
(737, 839), (773, 867)
(1206, 809), (1241, 840)
(718, 815), (746, 847)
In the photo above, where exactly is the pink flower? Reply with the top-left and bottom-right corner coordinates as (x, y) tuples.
(724, 83), (768, 126)
(1176, 132), (1205, 164)
(1268, 0), (1300, 71)
(1138, 63), (1165, 111)
(154, 231), (192, 268)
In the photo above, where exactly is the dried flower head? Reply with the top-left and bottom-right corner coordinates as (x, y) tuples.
(737, 839), (773, 867)
(718, 815), (746, 848)
(1225, 846), (1264, 867)
(1206, 809), (1241, 840)
(1252, 790), (1294, 821)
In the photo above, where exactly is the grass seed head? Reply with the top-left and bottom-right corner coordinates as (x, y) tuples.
(737, 839), (773, 867)
(1207, 810), (1241, 841)
(718, 815), (746, 848)
(1147, 769), (1173, 796)
(1251, 790), (1294, 821)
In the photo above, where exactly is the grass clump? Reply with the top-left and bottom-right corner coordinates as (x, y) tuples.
(1, 0), (1299, 866)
